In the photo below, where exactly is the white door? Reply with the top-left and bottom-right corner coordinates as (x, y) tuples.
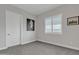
(6, 10), (21, 47)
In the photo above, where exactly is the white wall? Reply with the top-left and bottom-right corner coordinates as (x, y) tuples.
(21, 15), (36, 44)
(5, 5), (36, 45)
(0, 4), (36, 50)
(36, 4), (79, 50)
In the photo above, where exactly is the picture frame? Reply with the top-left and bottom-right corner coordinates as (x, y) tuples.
(67, 16), (79, 25)
(27, 18), (35, 31)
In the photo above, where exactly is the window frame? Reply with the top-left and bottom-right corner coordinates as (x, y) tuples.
(45, 14), (62, 34)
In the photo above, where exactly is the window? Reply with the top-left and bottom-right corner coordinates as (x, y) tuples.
(45, 14), (62, 33)
(45, 17), (52, 33)
(53, 14), (62, 33)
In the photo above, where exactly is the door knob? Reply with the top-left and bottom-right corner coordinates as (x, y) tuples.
(8, 34), (10, 36)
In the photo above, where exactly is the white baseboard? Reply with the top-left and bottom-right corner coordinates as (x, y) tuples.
(21, 40), (36, 45)
(37, 40), (79, 50)
(1, 40), (79, 51)
(0, 47), (8, 50)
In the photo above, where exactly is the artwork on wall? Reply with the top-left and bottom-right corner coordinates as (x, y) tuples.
(67, 16), (79, 25)
(27, 18), (35, 31)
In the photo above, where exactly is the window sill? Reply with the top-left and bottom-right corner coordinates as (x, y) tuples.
(45, 32), (62, 35)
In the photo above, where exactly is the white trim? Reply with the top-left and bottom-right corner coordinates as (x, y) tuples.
(21, 40), (36, 45)
(0, 47), (8, 50)
(37, 40), (79, 50)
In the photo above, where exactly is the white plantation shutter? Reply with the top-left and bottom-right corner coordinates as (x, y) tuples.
(53, 14), (62, 32)
(45, 17), (52, 33)
(45, 14), (62, 33)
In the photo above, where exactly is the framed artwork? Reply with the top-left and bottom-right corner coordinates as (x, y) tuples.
(67, 16), (79, 25)
(27, 18), (35, 31)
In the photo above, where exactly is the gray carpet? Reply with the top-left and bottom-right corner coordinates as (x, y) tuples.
(0, 41), (79, 55)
